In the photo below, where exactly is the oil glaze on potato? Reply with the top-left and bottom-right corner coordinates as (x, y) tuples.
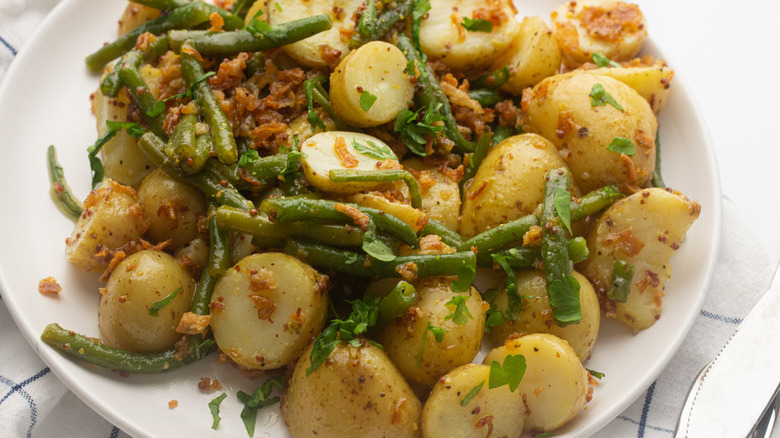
(209, 253), (329, 370)
(488, 270), (600, 361)
(422, 364), (525, 438)
(330, 41), (415, 127)
(138, 169), (207, 251)
(99, 250), (195, 353)
(551, 0), (648, 68)
(483, 334), (590, 433)
(459, 133), (576, 238)
(403, 158), (461, 231)
(281, 342), (422, 438)
(66, 179), (149, 273)
(522, 72), (657, 193)
(376, 279), (485, 389)
(491, 15), (562, 94)
(419, 0), (520, 71)
(578, 188), (700, 332)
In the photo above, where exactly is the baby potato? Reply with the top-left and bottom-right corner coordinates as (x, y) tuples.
(579, 188), (701, 332)
(98, 250), (195, 353)
(117, 2), (160, 36)
(66, 179), (149, 273)
(243, 0), (267, 26)
(209, 252), (329, 370)
(521, 72), (657, 193)
(281, 341), (422, 438)
(402, 158), (461, 231)
(376, 278), (485, 389)
(269, 0), (363, 68)
(420, 0), (521, 71)
(330, 41), (415, 127)
(94, 85), (155, 187)
(490, 15), (562, 95)
(488, 269), (600, 361)
(288, 109), (336, 145)
(422, 364), (525, 438)
(551, 0), (648, 68)
(584, 63), (674, 115)
(137, 168), (207, 251)
(300, 131), (401, 194)
(483, 333), (590, 433)
(459, 133), (576, 238)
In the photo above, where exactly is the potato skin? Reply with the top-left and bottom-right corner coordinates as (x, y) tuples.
(209, 253), (329, 370)
(459, 133), (576, 238)
(521, 72), (657, 193)
(483, 334), (590, 433)
(491, 15), (562, 94)
(488, 270), (600, 361)
(281, 341), (423, 438)
(66, 179), (150, 273)
(402, 158), (461, 231)
(578, 188), (701, 332)
(98, 250), (195, 353)
(422, 364), (525, 438)
(138, 168), (207, 251)
(376, 279), (485, 388)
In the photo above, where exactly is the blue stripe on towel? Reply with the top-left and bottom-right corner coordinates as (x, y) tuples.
(0, 35), (17, 56)
(0, 368), (50, 437)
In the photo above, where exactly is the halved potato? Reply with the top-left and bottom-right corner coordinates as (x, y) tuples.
(584, 63), (674, 115)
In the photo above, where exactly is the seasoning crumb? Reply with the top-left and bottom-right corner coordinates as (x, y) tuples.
(38, 277), (62, 295)
(168, 400), (178, 409)
(198, 377), (223, 392)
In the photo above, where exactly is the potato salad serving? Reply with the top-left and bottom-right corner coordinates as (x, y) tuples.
(41, 0), (701, 436)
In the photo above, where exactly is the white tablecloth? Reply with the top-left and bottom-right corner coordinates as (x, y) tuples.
(1, 1), (777, 437)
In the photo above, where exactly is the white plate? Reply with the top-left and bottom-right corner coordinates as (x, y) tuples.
(0, 0), (721, 437)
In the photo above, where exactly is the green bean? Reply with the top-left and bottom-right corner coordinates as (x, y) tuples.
(462, 130), (493, 186)
(351, 0), (413, 48)
(329, 169), (422, 210)
(396, 35), (475, 152)
(491, 125), (515, 146)
(477, 237), (589, 268)
(460, 214), (539, 253)
(421, 219), (463, 249)
(468, 89), (502, 107)
(206, 212), (232, 280)
(138, 132), (253, 210)
(190, 131), (212, 174)
(231, 0), (255, 19)
(472, 66), (510, 89)
(570, 184), (623, 221)
(101, 35), (171, 98)
(180, 41), (237, 165)
(376, 281), (417, 328)
(357, 0), (378, 38)
(607, 259), (635, 303)
(168, 15), (332, 57)
(651, 129), (666, 188)
(168, 113), (198, 168)
(284, 240), (476, 279)
(129, 0), (188, 10)
(244, 51), (265, 77)
(85, 1), (212, 72)
(261, 197), (418, 248)
(116, 51), (167, 139)
(541, 168), (582, 326)
(215, 206), (366, 247)
(46, 145), (83, 220)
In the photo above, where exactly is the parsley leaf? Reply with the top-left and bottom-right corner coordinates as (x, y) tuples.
(587, 368), (605, 380)
(148, 287), (181, 316)
(445, 295), (474, 324)
(607, 259), (634, 303)
(274, 1), (282, 12)
(417, 321), (446, 366)
(461, 17), (493, 32)
(362, 220), (396, 262)
(208, 393), (227, 430)
(488, 354), (526, 392)
(590, 83), (624, 111)
(237, 378), (284, 436)
(451, 262), (476, 293)
(606, 137), (636, 156)
(359, 90), (378, 111)
(353, 139), (396, 160)
(548, 274), (583, 325)
(238, 149), (260, 167)
(460, 381), (485, 406)
(304, 77), (327, 132)
(394, 103), (445, 156)
(411, 0), (431, 58)
(491, 254), (522, 321)
(592, 52), (622, 68)
(481, 288), (507, 332)
(554, 187), (573, 235)
(88, 121), (147, 187)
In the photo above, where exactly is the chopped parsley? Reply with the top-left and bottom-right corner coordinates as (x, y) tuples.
(148, 287), (181, 316)
(444, 295), (473, 324)
(411, 0), (431, 58)
(208, 393), (227, 429)
(362, 220), (396, 262)
(88, 121), (146, 188)
(554, 187), (573, 235)
(606, 137), (636, 156)
(359, 90), (377, 111)
(394, 103), (445, 156)
(481, 288), (507, 332)
(548, 274), (583, 325)
(461, 17), (493, 32)
(353, 138), (396, 160)
(460, 381), (485, 406)
(491, 253), (522, 321)
(592, 52), (622, 68)
(607, 259), (635, 303)
(417, 321), (446, 366)
(590, 83), (624, 111)
(451, 262), (476, 293)
(587, 368), (606, 380)
(237, 378), (284, 436)
(488, 354), (526, 392)
(238, 149), (260, 167)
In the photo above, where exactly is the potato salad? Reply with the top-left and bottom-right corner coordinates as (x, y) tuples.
(41, 0), (701, 436)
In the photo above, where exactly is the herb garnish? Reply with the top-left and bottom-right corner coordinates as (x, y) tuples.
(444, 295), (473, 324)
(554, 187), (573, 235)
(88, 121), (146, 188)
(488, 354), (526, 392)
(394, 103), (445, 156)
(587, 368), (605, 380)
(592, 52), (622, 68)
(606, 137), (636, 156)
(460, 381), (485, 406)
(411, 0), (431, 58)
(208, 393), (227, 429)
(417, 321), (446, 366)
(359, 90), (377, 111)
(148, 287), (181, 316)
(237, 378), (284, 436)
(353, 138), (396, 160)
(461, 17), (493, 32)
(590, 83), (624, 111)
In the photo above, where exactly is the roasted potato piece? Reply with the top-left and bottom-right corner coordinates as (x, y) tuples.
(584, 63), (674, 114)
(209, 253), (329, 370)
(66, 179), (149, 273)
(99, 250), (195, 353)
(281, 341), (423, 438)
(330, 41), (415, 127)
(117, 2), (160, 36)
(422, 364), (525, 438)
(403, 158), (461, 231)
(578, 188), (701, 332)
(551, 0), (647, 68)
(483, 334), (590, 433)
(459, 133), (577, 238)
(488, 270), (600, 361)
(522, 72), (657, 193)
(491, 15), (562, 94)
